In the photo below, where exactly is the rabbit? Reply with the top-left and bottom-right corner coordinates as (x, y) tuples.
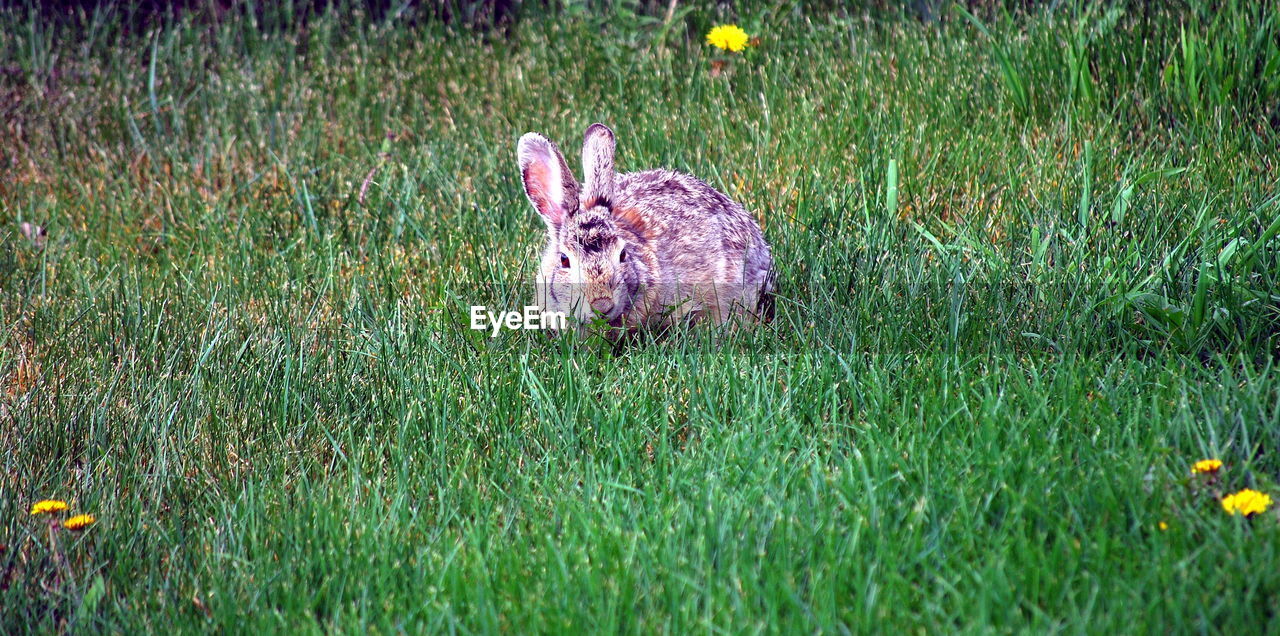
(516, 123), (774, 336)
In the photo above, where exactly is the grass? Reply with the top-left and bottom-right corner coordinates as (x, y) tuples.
(3, 1), (1279, 632)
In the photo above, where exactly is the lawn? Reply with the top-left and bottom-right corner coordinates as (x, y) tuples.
(3, 1), (1279, 632)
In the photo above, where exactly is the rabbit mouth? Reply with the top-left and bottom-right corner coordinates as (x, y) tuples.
(590, 307), (625, 324)
(572, 303), (620, 324)
(582, 306), (627, 327)
(583, 292), (630, 323)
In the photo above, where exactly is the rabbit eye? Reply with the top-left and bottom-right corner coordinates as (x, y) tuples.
(559, 253), (570, 268)
(618, 248), (628, 263)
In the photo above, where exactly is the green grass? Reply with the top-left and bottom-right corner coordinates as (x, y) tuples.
(3, 1), (1279, 632)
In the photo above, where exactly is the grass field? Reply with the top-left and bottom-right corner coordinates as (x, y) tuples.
(3, 0), (1280, 632)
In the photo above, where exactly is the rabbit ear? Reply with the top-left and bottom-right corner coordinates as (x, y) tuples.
(581, 123), (616, 208)
(518, 132), (579, 228)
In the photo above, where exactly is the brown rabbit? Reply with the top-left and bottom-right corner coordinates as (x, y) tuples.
(517, 123), (774, 335)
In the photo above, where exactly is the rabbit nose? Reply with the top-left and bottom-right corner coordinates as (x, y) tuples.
(590, 297), (614, 314)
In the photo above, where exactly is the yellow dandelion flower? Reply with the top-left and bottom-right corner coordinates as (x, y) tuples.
(1158, 521), (1168, 531)
(63, 514), (96, 531)
(706, 25), (751, 53)
(1191, 459), (1222, 475)
(1221, 489), (1272, 517)
(30, 500), (69, 515)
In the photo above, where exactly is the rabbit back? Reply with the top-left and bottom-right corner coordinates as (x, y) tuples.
(611, 169), (774, 323)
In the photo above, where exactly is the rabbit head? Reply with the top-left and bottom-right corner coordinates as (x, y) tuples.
(517, 124), (649, 326)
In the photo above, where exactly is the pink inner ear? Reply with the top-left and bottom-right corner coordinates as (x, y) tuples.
(524, 162), (565, 226)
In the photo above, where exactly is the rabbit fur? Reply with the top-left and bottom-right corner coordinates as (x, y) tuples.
(517, 123), (774, 335)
